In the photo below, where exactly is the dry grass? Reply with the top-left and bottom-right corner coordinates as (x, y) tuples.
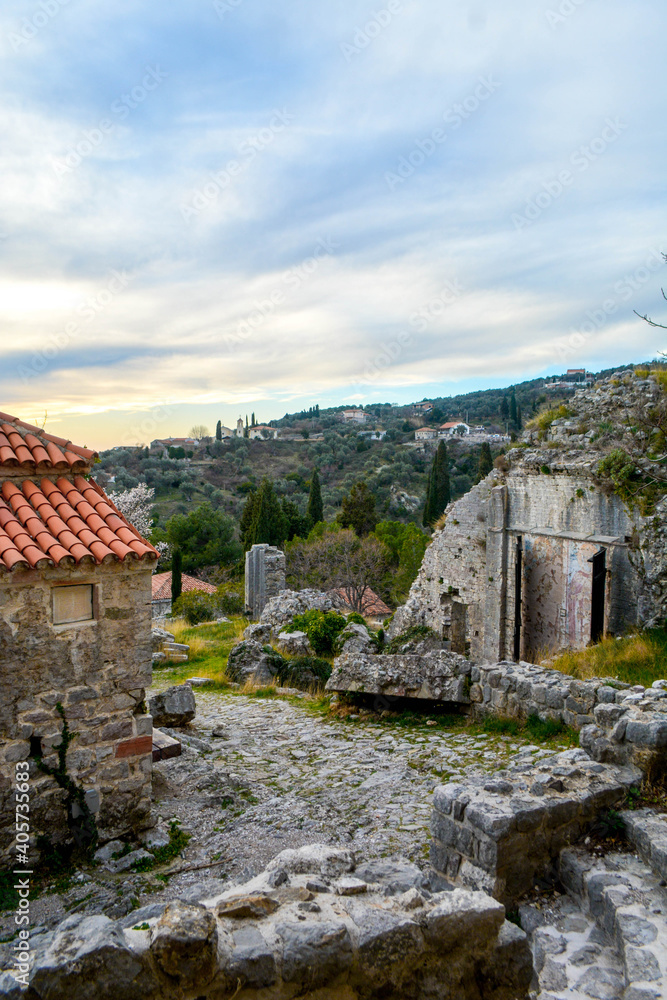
(154, 616), (248, 687)
(547, 630), (667, 688)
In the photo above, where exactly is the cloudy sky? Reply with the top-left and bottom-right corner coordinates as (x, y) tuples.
(0, 0), (665, 449)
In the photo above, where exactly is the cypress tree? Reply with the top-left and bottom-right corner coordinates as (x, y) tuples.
(509, 390), (518, 426)
(250, 479), (287, 547)
(171, 549), (182, 605)
(500, 395), (509, 421)
(240, 490), (258, 551)
(516, 403), (522, 429)
(215, 420), (222, 441)
(478, 442), (493, 479)
(423, 441), (450, 526)
(306, 469), (323, 529)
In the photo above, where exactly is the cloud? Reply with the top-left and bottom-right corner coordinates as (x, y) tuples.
(0, 0), (665, 448)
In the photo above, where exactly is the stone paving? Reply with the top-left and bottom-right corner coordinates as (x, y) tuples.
(0, 690), (569, 939)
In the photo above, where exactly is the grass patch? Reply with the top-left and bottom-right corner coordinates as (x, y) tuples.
(548, 629), (667, 688)
(473, 713), (577, 745)
(154, 615), (248, 687)
(131, 821), (191, 872)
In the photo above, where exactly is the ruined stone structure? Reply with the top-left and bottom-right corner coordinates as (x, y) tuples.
(244, 543), (286, 620)
(392, 372), (667, 663)
(0, 412), (158, 855)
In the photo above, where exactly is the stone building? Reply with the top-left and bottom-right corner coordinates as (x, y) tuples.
(0, 412), (158, 855)
(392, 373), (667, 663)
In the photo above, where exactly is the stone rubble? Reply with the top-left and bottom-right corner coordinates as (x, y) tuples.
(148, 683), (196, 727)
(16, 844), (533, 1000)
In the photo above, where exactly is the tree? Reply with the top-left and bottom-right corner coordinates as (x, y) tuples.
(634, 252), (667, 329)
(215, 420), (222, 441)
(241, 479), (287, 550)
(306, 469), (323, 529)
(478, 442), (493, 479)
(509, 390), (518, 426)
(287, 527), (388, 613)
(516, 403), (522, 429)
(189, 425), (210, 440)
(282, 498), (308, 541)
(500, 396), (509, 421)
(171, 548), (182, 604)
(251, 412), (256, 426)
(338, 481), (378, 536)
(164, 503), (240, 570)
(107, 482), (156, 538)
(423, 441), (450, 526)
(373, 520), (429, 603)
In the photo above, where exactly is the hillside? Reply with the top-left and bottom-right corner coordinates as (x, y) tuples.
(96, 366), (635, 535)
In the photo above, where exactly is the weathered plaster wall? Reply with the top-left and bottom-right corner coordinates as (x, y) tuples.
(391, 465), (641, 664)
(0, 560), (154, 855)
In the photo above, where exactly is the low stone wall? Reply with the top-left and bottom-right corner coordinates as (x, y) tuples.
(430, 749), (641, 907)
(6, 844), (534, 1000)
(328, 651), (667, 766)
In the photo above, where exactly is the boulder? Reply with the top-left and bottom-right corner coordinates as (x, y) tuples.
(30, 913), (157, 1000)
(276, 630), (313, 657)
(266, 844), (355, 878)
(226, 641), (280, 685)
(150, 901), (218, 990)
(148, 684), (196, 727)
(334, 622), (373, 655)
(151, 627), (174, 652)
(252, 589), (335, 640)
(243, 622), (272, 643)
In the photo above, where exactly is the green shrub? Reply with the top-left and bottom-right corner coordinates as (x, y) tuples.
(215, 585), (244, 615)
(346, 612), (367, 626)
(275, 656), (332, 688)
(384, 624), (436, 654)
(284, 610), (348, 654)
(173, 591), (218, 625)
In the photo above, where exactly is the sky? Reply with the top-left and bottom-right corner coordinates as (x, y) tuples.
(0, 0), (665, 450)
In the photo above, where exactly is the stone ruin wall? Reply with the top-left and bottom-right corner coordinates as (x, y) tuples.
(391, 464), (643, 664)
(245, 543), (287, 620)
(0, 560), (154, 858)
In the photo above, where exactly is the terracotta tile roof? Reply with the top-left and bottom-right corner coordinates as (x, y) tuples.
(331, 587), (392, 617)
(0, 411), (97, 471)
(151, 572), (217, 601)
(0, 475), (158, 572)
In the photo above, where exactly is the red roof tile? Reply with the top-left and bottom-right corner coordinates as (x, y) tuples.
(0, 411), (97, 471)
(151, 572), (217, 601)
(331, 587), (392, 617)
(0, 475), (158, 572)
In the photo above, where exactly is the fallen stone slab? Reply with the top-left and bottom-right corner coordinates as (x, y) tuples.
(430, 748), (641, 906)
(326, 649), (472, 701)
(148, 683), (196, 727)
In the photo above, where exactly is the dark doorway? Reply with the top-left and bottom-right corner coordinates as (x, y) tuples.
(513, 537), (522, 661)
(590, 549), (606, 643)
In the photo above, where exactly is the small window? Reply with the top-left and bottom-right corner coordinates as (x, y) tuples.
(53, 585), (94, 625)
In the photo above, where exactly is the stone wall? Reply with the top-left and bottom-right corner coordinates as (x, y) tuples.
(391, 461), (640, 664)
(244, 544), (286, 620)
(0, 560), (154, 856)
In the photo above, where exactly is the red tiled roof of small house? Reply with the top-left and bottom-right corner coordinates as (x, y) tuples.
(0, 412), (158, 572)
(151, 572), (217, 601)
